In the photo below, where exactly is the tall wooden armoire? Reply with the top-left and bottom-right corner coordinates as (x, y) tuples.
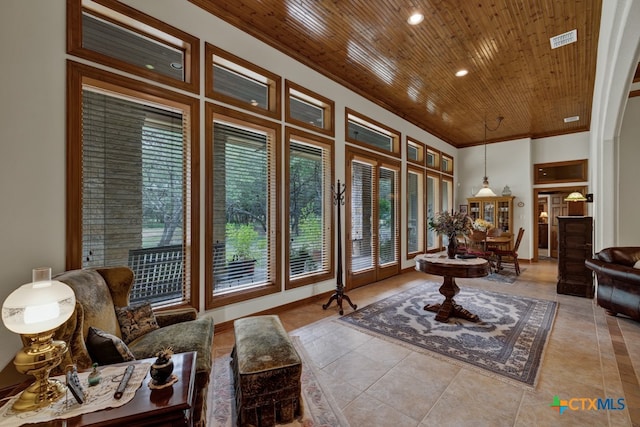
(557, 216), (594, 298)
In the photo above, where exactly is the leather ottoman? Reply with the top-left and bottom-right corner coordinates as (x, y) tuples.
(231, 315), (302, 427)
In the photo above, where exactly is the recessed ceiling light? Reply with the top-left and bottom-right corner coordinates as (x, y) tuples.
(455, 69), (468, 77)
(563, 115), (580, 123)
(145, 64), (155, 70)
(408, 13), (424, 25)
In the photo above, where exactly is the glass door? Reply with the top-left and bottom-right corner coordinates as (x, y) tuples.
(346, 148), (400, 288)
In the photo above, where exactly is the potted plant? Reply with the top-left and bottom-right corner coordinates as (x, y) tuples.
(226, 224), (258, 280)
(428, 210), (473, 259)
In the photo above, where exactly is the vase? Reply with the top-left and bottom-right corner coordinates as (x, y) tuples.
(446, 235), (457, 259)
(150, 358), (174, 385)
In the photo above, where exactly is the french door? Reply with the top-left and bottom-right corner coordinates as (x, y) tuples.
(346, 148), (400, 289)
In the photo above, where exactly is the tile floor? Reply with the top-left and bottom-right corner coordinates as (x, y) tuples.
(212, 260), (640, 426)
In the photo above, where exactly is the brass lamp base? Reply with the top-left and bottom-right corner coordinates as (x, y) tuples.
(12, 332), (68, 412)
(11, 378), (66, 412)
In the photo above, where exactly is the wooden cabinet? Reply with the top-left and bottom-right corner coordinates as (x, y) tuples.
(557, 216), (593, 298)
(467, 196), (515, 234)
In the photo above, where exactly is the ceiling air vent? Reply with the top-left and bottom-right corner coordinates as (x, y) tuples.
(550, 29), (577, 49)
(564, 116), (580, 123)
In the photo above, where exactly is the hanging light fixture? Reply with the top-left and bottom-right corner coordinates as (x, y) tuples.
(475, 115), (504, 197)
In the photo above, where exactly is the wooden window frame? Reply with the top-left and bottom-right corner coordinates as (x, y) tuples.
(345, 108), (401, 158)
(426, 147), (441, 171)
(66, 60), (200, 310)
(205, 43), (281, 120)
(285, 127), (335, 290)
(441, 153), (454, 176)
(285, 80), (335, 137)
(67, 0), (200, 94)
(406, 166), (425, 258)
(205, 103), (282, 310)
(534, 159), (588, 184)
(406, 137), (425, 166)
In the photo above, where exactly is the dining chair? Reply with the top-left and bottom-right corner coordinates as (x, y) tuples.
(466, 230), (496, 269)
(494, 227), (525, 275)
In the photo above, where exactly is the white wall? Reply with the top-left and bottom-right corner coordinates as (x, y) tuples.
(618, 96), (640, 245)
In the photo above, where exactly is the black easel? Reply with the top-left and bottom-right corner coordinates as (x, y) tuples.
(323, 179), (357, 315)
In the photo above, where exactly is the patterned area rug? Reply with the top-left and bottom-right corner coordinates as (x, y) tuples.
(485, 267), (526, 284)
(339, 281), (556, 387)
(208, 336), (349, 426)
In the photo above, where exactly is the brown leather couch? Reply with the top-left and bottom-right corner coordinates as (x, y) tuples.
(585, 247), (640, 320)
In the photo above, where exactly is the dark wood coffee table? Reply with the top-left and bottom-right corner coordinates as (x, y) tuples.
(1, 351), (196, 427)
(415, 254), (490, 323)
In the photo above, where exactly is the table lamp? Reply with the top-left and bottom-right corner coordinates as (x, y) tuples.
(1, 267), (76, 411)
(539, 212), (548, 223)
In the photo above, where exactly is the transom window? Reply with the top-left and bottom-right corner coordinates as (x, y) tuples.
(205, 43), (281, 119)
(346, 109), (400, 157)
(67, 0), (199, 93)
(407, 138), (424, 165)
(285, 80), (335, 136)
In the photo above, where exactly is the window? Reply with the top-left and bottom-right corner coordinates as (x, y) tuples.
(406, 138), (424, 165)
(346, 109), (400, 157)
(67, 61), (199, 308)
(205, 43), (281, 119)
(441, 154), (454, 175)
(285, 81), (335, 136)
(534, 159), (588, 184)
(407, 168), (424, 256)
(285, 128), (334, 288)
(67, 0), (199, 93)
(206, 105), (280, 308)
(426, 148), (440, 170)
(426, 173), (440, 251)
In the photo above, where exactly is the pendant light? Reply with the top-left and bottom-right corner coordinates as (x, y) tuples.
(475, 115), (504, 197)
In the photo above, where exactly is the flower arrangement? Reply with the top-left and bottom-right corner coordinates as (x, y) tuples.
(428, 211), (473, 237)
(155, 346), (174, 364)
(473, 218), (493, 232)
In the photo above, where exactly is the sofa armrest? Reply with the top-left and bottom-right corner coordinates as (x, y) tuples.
(586, 258), (640, 286)
(154, 307), (198, 328)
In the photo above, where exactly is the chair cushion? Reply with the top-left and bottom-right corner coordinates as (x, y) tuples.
(115, 302), (160, 344)
(86, 326), (135, 365)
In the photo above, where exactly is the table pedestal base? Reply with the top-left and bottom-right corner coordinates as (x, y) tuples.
(424, 276), (480, 323)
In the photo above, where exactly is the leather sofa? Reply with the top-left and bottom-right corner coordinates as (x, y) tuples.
(585, 247), (640, 320)
(51, 266), (214, 427)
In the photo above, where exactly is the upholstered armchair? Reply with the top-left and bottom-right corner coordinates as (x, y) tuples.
(51, 267), (214, 427)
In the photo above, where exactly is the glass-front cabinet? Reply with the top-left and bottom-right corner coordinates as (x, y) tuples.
(467, 196), (515, 234)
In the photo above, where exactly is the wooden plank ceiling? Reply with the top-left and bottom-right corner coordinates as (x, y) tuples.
(189, 0), (602, 148)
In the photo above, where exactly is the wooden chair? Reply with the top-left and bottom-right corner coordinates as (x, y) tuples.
(494, 227), (525, 275)
(465, 230), (497, 270)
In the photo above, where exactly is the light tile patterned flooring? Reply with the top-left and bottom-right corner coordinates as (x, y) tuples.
(212, 260), (640, 426)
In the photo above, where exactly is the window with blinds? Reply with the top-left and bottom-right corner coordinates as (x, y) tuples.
(378, 167), (398, 265)
(81, 87), (190, 306)
(350, 160), (374, 272)
(210, 119), (277, 295)
(285, 81), (335, 136)
(427, 174), (440, 250)
(346, 110), (400, 156)
(407, 169), (424, 255)
(287, 133), (333, 286)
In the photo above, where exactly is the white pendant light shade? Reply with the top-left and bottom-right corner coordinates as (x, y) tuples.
(476, 184), (497, 197)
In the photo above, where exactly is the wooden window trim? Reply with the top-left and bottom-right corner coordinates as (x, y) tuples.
(67, 0), (200, 94)
(406, 137), (426, 167)
(285, 80), (335, 137)
(285, 127), (335, 290)
(205, 103), (282, 310)
(406, 165), (425, 258)
(441, 153), (454, 176)
(205, 43), (281, 120)
(534, 159), (588, 184)
(345, 108), (401, 158)
(66, 60), (200, 310)
(426, 146), (441, 171)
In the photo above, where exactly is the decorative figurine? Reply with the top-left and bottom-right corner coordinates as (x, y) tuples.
(502, 185), (512, 196)
(150, 347), (175, 387)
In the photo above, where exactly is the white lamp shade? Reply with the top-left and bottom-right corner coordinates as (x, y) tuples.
(475, 186), (497, 197)
(2, 280), (75, 334)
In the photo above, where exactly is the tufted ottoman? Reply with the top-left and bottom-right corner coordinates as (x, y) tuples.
(231, 315), (302, 427)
